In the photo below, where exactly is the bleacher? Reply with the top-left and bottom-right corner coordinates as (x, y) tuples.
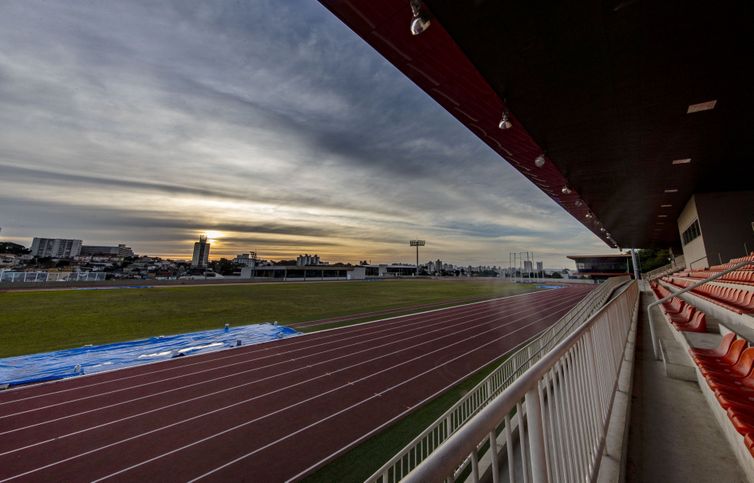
(649, 253), (754, 461)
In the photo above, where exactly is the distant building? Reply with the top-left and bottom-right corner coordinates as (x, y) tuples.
(30, 237), (82, 258)
(536, 261), (544, 272)
(296, 254), (321, 266)
(234, 253), (257, 267)
(80, 244), (134, 258)
(567, 253), (631, 280)
(191, 235), (210, 268)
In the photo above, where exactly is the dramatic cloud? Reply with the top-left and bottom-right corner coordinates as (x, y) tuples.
(0, 0), (608, 267)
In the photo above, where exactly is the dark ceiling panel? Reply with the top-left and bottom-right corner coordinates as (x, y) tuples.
(423, 0), (753, 248)
(320, 0), (753, 249)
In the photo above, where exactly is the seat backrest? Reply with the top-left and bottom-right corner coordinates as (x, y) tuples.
(716, 332), (737, 355)
(723, 339), (748, 365)
(733, 347), (754, 377)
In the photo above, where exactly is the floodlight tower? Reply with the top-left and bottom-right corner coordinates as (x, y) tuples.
(410, 240), (426, 276)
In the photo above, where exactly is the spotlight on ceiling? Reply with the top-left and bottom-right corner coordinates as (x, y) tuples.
(561, 186), (572, 195)
(574, 200), (583, 207)
(498, 111), (512, 130)
(585, 212), (594, 219)
(600, 227), (606, 232)
(409, 0), (431, 35)
(534, 154), (546, 168)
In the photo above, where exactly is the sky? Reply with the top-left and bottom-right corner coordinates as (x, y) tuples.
(0, 0), (610, 268)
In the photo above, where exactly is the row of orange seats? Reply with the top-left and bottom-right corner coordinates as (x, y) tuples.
(689, 333), (754, 458)
(677, 270), (754, 286)
(709, 253), (754, 271)
(650, 282), (707, 332)
(662, 277), (754, 315)
(662, 299), (707, 332)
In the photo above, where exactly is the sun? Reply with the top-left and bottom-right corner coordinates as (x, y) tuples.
(204, 231), (224, 244)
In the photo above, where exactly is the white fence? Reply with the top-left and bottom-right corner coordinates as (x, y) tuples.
(400, 280), (638, 483)
(642, 254), (685, 281)
(0, 271), (107, 283)
(368, 276), (630, 483)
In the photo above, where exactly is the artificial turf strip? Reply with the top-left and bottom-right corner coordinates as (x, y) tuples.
(0, 279), (541, 358)
(302, 351), (512, 483)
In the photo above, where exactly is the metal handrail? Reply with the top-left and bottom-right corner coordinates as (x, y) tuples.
(647, 259), (754, 359)
(687, 254), (708, 270)
(366, 276), (628, 483)
(403, 280), (639, 483)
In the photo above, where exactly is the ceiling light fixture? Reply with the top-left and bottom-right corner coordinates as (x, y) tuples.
(658, 214), (668, 218)
(574, 200), (583, 207)
(409, 0), (431, 35)
(600, 227), (606, 232)
(661, 204), (672, 208)
(672, 158), (692, 165)
(534, 154), (546, 168)
(585, 212), (594, 219)
(687, 100), (717, 113)
(664, 188), (679, 193)
(498, 111), (512, 130)
(561, 186), (572, 194)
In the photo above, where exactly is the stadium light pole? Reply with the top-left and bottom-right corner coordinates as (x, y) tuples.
(410, 240), (425, 276)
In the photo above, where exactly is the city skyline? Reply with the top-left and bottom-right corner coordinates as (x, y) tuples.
(0, 1), (611, 268)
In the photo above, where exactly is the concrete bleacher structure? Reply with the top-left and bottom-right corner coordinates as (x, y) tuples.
(649, 254), (754, 480)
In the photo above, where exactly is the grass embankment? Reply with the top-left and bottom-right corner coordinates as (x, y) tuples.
(0, 279), (539, 358)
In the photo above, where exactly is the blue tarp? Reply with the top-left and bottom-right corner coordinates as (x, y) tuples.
(0, 323), (300, 387)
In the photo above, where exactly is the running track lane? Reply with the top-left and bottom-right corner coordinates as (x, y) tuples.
(0, 285), (594, 482)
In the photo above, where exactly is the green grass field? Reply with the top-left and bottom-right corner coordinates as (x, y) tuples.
(0, 279), (540, 358)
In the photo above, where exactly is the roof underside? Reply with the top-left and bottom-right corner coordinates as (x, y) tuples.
(319, 0), (753, 249)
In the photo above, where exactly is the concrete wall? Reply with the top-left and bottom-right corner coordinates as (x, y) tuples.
(678, 196), (708, 269)
(695, 191), (754, 264)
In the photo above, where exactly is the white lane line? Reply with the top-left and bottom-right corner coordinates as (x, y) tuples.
(0, 292), (584, 456)
(119, 305), (578, 483)
(0, 292), (578, 440)
(0, 289), (567, 418)
(0, 296), (580, 482)
(0, 289), (555, 405)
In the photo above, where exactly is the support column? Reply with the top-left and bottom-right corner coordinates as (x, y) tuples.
(631, 249), (641, 280)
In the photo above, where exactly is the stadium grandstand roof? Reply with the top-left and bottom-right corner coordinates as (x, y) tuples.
(567, 254), (631, 260)
(319, 0), (753, 249)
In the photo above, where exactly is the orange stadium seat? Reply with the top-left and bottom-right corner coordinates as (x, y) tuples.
(690, 332), (736, 361)
(701, 347), (754, 382)
(673, 311), (707, 333)
(696, 339), (748, 372)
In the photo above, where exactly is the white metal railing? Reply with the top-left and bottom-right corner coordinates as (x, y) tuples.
(401, 280), (638, 483)
(0, 271), (107, 283)
(367, 276), (629, 483)
(643, 254), (686, 281)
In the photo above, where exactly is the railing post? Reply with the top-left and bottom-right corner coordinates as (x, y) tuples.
(525, 386), (549, 483)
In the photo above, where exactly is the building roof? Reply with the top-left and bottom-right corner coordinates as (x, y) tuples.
(319, 1), (752, 249)
(567, 254), (631, 260)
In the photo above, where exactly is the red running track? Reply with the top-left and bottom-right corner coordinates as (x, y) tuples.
(0, 285), (594, 482)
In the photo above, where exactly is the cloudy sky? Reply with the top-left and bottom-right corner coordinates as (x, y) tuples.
(0, 1), (608, 267)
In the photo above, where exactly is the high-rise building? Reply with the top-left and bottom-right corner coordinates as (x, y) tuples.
(191, 235), (210, 268)
(30, 238), (82, 259)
